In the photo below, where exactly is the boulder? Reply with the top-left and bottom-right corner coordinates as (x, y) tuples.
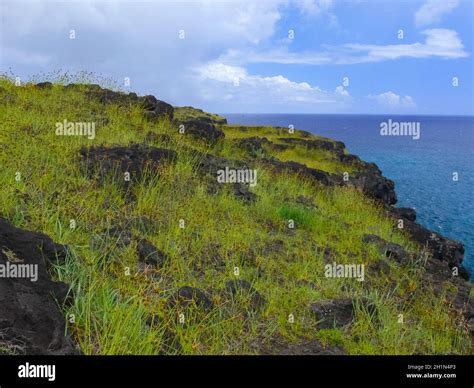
(278, 137), (346, 154)
(232, 183), (258, 204)
(141, 96), (174, 120)
(236, 137), (272, 156)
(347, 171), (397, 205)
(402, 220), (465, 269)
(310, 299), (355, 329)
(0, 218), (79, 355)
(168, 286), (214, 311)
(387, 206), (417, 222)
(225, 280), (266, 311)
(35, 82), (53, 89)
(362, 234), (411, 264)
(263, 157), (334, 187)
(179, 119), (225, 144)
(79, 144), (177, 185)
(310, 298), (376, 329)
(137, 239), (168, 268)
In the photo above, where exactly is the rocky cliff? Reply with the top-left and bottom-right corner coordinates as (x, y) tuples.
(0, 80), (471, 355)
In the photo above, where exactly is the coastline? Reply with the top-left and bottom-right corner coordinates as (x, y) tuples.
(0, 81), (472, 355)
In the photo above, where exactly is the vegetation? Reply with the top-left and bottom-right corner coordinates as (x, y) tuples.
(0, 74), (470, 355)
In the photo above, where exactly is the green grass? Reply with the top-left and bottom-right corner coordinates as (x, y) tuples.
(174, 106), (226, 123)
(0, 74), (470, 355)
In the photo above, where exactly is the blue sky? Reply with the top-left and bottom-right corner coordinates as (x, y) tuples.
(1, 0), (473, 114)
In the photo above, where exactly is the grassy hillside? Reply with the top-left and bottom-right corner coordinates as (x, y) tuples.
(0, 75), (471, 355)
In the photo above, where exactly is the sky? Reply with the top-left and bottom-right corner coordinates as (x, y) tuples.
(1, 0), (473, 114)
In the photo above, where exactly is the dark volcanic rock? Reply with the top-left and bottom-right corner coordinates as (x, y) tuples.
(263, 156), (396, 207)
(80, 144), (177, 185)
(295, 195), (317, 209)
(263, 157), (335, 187)
(145, 315), (182, 354)
(179, 119), (225, 144)
(193, 152), (257, 203)
(362, 234), (411, 264)
(387, 206), (417, 222)
(225, 279), (266, 311)
(137, 239), (168, 268)
(278, 137), (346, 153)
(141, 95), (174, 121)
(310, 299), (355, 329)
(35, 82), (53, 89)
(232, 183), (258, 204)
(236, 137), (272, 156)
(347, 171), (397, 205)
(310, 298), (376, 329)
(70, 84), (173, 120)
(176, 106), (227, 125)
(368, 258), (391, 276)
(339, 153), (363, 164)
(384, 206), (467, 278)
(0, 218), (79, 355)
(144, 132), (172, 144)
(168, 286), (214, 311)
(194, 152), (246, 176)
(403, 220), (465, 268)
(422, 256), (473, 329)
(264, 138), (397, 206)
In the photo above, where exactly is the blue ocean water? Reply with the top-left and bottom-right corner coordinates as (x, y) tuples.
(225, 114), (474, 274)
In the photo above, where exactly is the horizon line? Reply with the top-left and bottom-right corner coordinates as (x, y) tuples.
(218, 113), (474, 117)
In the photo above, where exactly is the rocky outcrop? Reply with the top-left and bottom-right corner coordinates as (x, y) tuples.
(345, 170), (397, 205)
(61, 83), (174, 120)
(405, 221), (464, 269)
(192, 152), (258, 203)
(385, 206), (468, 279)
(225, 280), (266, 311)
(174, 106), (227, 125)
(279, 137), (346, 153)
(0, 218), (79, 355)
(311, 298), (351, 329)
(362, 234), (412, 264)
(263, 157), (335, 187)
(310, 298), (376, 329)
(257, 153), (397, 206)
(168, 286), (214, 311)
(141, 96), (174, 121)
(177, 119), (225, 144)
(236, 137), (272, 156)
(35, 81), (53, 89)
(79, 144), (177, 186)
(387, 206), (416, 222)
(137, 239), (168, 269)
(362, 232), (472, 343)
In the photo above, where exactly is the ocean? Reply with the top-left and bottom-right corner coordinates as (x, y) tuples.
(224, 114), (474, 274)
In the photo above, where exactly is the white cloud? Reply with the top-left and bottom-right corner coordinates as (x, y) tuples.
(294, 0), (335, 16)
(218, 28), (468, 66)
(196, 63), (350, 111)
(335, 85), (349, 96)
(0, 0), (289, 101)
(0, 0), (468, 113)
(415, 0), (459, 27)
(368, 91), (416, 109)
